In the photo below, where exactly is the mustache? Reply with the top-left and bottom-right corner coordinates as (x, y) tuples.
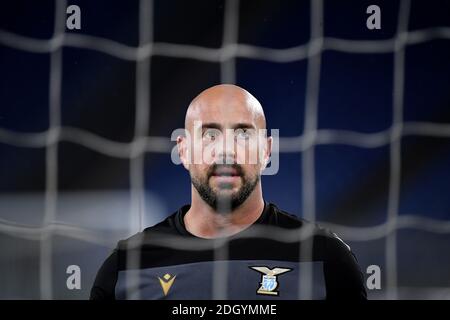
(207, 164), (244, 178)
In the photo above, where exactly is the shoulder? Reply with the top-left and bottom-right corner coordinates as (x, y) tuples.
(268, 203), (353, 259)
(116, 212), (179, 251)
(267, 203), (332, 237)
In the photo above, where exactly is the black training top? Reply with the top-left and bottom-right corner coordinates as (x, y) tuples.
(90, 202), (367, 300)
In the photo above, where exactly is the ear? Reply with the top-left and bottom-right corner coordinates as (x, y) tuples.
(177, 134), (190, 171)
(261, 136), (272, 170)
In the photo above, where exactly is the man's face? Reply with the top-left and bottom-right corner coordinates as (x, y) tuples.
(181, 88), (270, 213)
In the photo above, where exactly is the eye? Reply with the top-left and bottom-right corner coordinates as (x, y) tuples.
(203, 128), (221, 141)
(235, 128), (251, 140)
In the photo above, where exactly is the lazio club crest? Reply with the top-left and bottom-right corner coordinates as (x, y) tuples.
(249, 266), (292, 296)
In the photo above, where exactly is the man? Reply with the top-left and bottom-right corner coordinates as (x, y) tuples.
(90, 84), (367, 300)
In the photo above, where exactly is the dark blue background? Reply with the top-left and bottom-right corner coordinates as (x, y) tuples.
(0, 0), (449, 299)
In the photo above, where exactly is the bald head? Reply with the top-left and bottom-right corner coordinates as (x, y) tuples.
(185, 84), (266, 130)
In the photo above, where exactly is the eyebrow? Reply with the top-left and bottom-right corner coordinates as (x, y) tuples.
(201, 122), (256, 130)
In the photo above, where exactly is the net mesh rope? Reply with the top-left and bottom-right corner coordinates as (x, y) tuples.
(0, 0), (450, 299)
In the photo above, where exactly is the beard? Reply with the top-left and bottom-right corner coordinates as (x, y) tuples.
(190, 164), (260, 214)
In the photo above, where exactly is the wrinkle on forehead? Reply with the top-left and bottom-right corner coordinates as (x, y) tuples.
(185, 84), (266, 130)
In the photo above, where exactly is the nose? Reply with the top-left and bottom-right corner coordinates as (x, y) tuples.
(216, 132), (236, 164)
(216, 149), (236, 165)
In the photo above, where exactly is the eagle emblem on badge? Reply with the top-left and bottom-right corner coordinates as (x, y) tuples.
(249, 266), (292, 296)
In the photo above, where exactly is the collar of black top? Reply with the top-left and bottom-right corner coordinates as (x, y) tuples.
(174, 200), (271, 238)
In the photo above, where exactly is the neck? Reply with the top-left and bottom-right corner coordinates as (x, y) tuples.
(184, 183), (265, 239)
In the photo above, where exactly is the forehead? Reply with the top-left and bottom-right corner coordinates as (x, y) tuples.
(186, 89), (262, 129)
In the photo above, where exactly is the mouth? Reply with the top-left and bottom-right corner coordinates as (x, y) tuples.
(211, 167), (240, 177)
(210, 175), (241, 189)
(210, 167), (242, 184)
